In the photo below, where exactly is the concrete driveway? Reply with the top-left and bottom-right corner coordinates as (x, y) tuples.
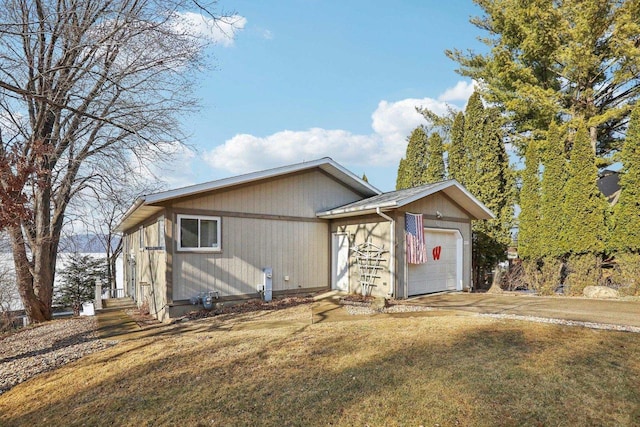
(408, 292), (640, 328)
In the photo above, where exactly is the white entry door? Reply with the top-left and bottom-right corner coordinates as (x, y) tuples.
(332, 233), (350, 292)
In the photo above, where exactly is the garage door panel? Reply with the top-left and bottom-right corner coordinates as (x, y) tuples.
(408, 229), (461, 296)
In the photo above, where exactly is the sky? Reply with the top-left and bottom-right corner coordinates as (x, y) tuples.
(163, 0), (487, 192)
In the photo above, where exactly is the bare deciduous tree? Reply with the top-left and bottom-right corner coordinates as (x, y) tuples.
(0, 0), (236, 322)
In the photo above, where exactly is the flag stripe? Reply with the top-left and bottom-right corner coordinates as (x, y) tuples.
(405, 213), (427, 264)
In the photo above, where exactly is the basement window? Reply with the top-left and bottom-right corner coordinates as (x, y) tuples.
(177, 214), (221, 251)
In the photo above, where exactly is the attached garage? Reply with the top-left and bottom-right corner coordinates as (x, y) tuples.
(407, 228), (463, 296)
(318, 180), (494, 299)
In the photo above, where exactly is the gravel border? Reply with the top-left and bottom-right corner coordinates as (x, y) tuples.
(481, 313), (640, 333)
(342, 303), (640, 333)
(0, 317), (116, 395)
(343, 304), (435, 316)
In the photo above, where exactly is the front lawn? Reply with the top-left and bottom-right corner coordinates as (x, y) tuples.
(1, 305), (639, 426)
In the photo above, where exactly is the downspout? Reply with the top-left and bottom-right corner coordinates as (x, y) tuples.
(376, 207), (395, 298)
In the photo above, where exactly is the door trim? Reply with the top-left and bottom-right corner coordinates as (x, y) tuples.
(331, 232), (350, 292)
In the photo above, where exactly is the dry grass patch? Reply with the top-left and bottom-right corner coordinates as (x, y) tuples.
(1, 306), (640, 426)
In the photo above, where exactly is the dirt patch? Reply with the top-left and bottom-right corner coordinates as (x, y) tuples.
(124, 308), (162, 328)
(184, 296), (315, 320)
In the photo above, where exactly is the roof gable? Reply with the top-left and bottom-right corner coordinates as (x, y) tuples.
(316, 180), (494, 220)
(116, 158), (380, 232)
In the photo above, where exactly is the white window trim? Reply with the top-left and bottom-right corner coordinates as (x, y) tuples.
(176, 214), (222, 252)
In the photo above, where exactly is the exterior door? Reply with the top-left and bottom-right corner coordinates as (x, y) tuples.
(408, 229), (462, 296)
(332, 233), (350, 292)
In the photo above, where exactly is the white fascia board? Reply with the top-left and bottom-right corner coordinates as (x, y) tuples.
(317, 201), (397, 219)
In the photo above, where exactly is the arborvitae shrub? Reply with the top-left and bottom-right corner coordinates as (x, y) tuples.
(611, 253), (640, 296)
(564, 254), (602, 296)
(538, 257), (564, 296)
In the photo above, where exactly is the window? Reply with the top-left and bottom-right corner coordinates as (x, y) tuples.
(177, 214), (221, 251)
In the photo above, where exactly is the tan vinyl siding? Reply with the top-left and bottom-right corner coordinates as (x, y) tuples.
(404, 192), (472, 219)
(171, 170), (364, 216)
(123, 215), (169, 320)
(331, 216), (391, 298)
(173, 218), (329, 300)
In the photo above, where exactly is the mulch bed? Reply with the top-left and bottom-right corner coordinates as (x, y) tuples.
(185, 296), (315, 320)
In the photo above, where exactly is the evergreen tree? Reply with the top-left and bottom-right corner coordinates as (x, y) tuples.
(562, 124), (609, 255)
(448, 111), (466, 183)
(423, 132), (446, 182)
(396, 126), (429, 190)
(55, 254), (108, 316)
(462, 92), (486, 199)
(448, 0), (640, 156)
(462, 91), (515, 287)
(396, 159), (408, 190)
(539, 121), (568, 257)
(517, 140), (542, 259)
(611, 102), (640, 253)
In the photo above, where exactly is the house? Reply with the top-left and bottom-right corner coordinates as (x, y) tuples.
(116, 158), (493, 321)
(597, 169), (621, 205)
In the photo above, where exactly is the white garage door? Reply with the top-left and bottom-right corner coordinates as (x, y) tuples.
(408, 229), (462, 296)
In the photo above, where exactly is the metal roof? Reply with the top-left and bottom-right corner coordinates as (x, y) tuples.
(115, 157), (381, 232)
(316, 179), (495, 220)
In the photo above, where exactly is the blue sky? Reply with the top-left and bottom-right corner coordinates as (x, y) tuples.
(167, 1), (486, 192)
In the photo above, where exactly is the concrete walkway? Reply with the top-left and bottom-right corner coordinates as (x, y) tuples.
(408, 292), (640, 328)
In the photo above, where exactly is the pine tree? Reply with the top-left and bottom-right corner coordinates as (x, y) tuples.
(448, 111), (466, 184)
(396, 126), (429, 190)
(448, 0), (640, 155)
(517, 140), (541, 259)
(55, 254), (107, 316)
(611, 102), (640, 253)
(423, 132), (446, 182)
(562, 124), (609, 255)
(539, 121), (567, 257)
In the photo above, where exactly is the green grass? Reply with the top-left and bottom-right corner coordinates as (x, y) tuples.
(2, 305), (640, 426)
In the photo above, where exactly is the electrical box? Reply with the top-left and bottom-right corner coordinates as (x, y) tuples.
(262, 267), (273, 302)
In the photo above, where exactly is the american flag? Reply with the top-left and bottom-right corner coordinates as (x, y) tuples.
(405, 213), (427, 264)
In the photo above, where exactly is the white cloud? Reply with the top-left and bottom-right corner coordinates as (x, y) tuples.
(371, 97), (451, 159)
(204, 128), (379, 174)
(132, 141), (199, 189)
(174, 12), (247, 47)
(204, 81), (473, 175)
(438, 80), (477, 102)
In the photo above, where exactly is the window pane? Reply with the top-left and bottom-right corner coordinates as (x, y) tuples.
(200, 219), (218, 248)
(180, 218), (198, 248)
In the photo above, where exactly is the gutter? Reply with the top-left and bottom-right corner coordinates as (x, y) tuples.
(376, 207), (395, 298)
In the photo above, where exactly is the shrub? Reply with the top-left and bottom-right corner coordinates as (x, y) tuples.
(538, 257), (564, 296)
(564, 254), (602, 296)
(611, 253), (640, 296)
(521, 258), (542, 291)
(520, 257), (564, 295)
